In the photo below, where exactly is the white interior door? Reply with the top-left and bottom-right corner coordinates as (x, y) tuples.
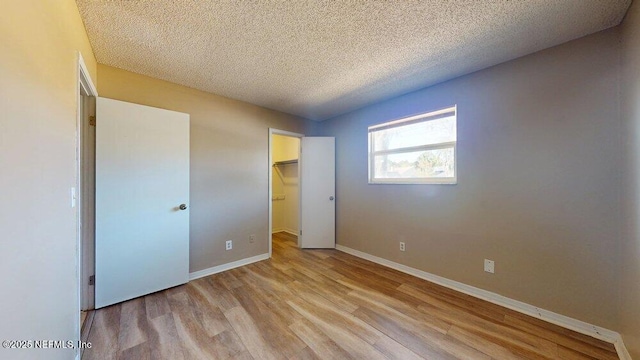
(95, 97), (190, 308)
(300, 137), (335, 248)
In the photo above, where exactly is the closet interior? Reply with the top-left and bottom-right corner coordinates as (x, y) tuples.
(271, 135), (300, 241)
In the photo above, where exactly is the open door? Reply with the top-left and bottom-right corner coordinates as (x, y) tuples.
(300, 137), (335, 248)
(95, 97), (190, 308)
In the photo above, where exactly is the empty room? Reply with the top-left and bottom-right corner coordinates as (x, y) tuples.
(2, 1), (640, 359)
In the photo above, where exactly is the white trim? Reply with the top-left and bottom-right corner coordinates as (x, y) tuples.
(271, 129), (305, 138)
(75, 51), (98, 360)
(188, 253), (269, 281)
(283, 228), (299, 237)
(372, 142), (456, 156)
(78, 52), (98, 97)
(268, 128), (304, 257)
(615, 340), (633, 360)
(368, 106), (456, 131)
(369, 177), (457, 185)
(335, 244), (629, 358)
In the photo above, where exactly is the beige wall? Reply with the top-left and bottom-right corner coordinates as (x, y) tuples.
(620, 0), (640, 357)
(272, 135), (300, 234)
(97, 65), (312, 273)
(0, 1), (97, 359)
(318, 29), (621, 329)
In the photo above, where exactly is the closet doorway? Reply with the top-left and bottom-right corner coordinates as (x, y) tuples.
(268, 129), (336, 254)
(269, 130), (302, 254)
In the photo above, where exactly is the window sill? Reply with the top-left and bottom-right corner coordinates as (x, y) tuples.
(368, 179), (457, 185)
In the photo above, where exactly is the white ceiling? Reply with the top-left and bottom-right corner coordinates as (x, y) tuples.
(76, 0), (631, 121)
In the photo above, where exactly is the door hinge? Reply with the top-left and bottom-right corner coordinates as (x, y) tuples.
(89, 116), (96, 126)
(300, 230), (302, 236)
(88, 275), (95, 286)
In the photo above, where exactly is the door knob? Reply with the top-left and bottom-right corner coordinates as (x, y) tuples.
(329, 196), (334, 201)
(179, 204), (188, 210)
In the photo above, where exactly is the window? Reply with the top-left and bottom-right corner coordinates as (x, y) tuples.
(368, 106), (457, 184)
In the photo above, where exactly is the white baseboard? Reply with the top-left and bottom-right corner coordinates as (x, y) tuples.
(335, 244), (630, 359)
(188, 253), (269, 281)
(273, 228), (298, 237)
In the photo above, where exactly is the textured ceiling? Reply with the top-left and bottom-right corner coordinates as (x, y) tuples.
(76, 0), (631, 121)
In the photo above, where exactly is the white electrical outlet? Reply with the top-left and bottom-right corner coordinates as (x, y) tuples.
(484, 259), (495, 274)
(399, 242), (406, 252)
(249, 234), (255, 243)
(226, 240), (233, 250)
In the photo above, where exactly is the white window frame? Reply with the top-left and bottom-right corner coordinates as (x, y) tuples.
(368, 106), (457, 185)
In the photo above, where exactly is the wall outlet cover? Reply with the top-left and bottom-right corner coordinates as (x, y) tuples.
(484, 259), (495, 274)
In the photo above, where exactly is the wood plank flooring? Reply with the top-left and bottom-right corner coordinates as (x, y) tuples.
(83, 232), (619, 360)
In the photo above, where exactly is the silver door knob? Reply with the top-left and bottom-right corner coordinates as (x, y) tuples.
(179, 204), (188, 210)
(329, 196), (334, 201)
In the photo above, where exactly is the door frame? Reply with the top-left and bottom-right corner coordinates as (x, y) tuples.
(76, 52), (98, 359)
(268, 128), (304, 256)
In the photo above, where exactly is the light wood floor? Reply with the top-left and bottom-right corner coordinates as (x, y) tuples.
(83, 232), (619, 360)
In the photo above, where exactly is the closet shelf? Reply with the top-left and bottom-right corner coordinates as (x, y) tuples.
(273, 159), (298, 167)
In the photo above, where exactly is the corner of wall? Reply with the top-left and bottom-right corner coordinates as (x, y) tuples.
(616, 0), (640, 357)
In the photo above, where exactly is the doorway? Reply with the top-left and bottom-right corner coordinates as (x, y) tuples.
(272, 135), (300, 237)
(268, 129), (337, 254)
(79, 88), (96, 311)
(269, 130), (302, 255)
(76, 53), (98, 359)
